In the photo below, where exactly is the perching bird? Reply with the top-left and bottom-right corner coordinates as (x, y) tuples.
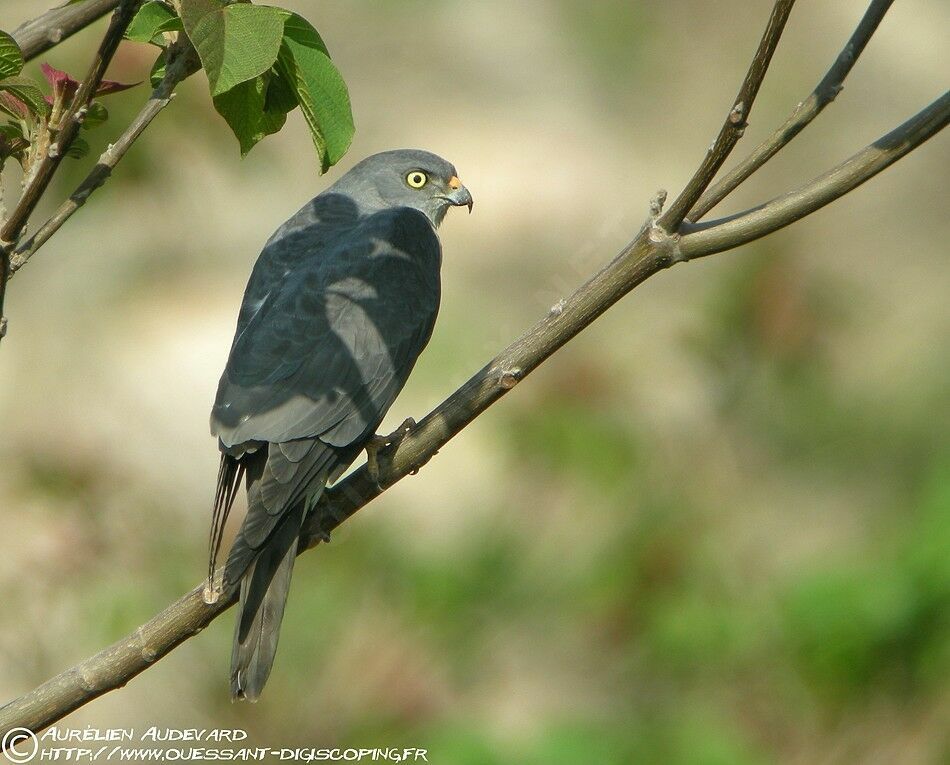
(208, 149), (472, 701)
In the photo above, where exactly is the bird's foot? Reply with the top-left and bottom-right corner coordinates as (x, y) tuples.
(365, 417), (416, 487)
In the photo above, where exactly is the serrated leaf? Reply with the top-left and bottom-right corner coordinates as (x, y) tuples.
(213, 71), (290, 156)
(0, 127), (28, 162)
(0, 90), (29, 120)
(0, 122), (24, 140)
(181, 1), (284, 96)
(0, 76), (48, 118)
(274, 14), (353, 172)
(125, 1), (182, 45)
(0, 31), (24, 79)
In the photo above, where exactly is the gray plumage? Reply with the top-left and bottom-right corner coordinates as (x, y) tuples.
(209, 149), (472, 701)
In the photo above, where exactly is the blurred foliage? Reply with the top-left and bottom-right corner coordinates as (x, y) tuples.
(1, 1), (948, 763)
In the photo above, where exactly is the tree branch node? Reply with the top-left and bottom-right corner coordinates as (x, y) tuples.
(647, 220), (684, 265)
(729, 101), (746, 125)
(77, 666), (99, 694)
(202, 569), (225, 605)
(497, 367), (523, 390)
(136, 628), (158, 663)
(649, 189), (668, 218)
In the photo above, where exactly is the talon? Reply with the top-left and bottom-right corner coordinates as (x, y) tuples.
(364, 433), (387, 487)
(364, 418), (416, 487)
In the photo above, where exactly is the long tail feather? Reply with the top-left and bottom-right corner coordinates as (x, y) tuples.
(230, 502), (305, 701)
(208, 455), (245, 589)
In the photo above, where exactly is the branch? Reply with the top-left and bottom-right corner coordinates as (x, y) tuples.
(12, 0), (122, 63)
(3, 90), (946, 740)
(679, 90), (950, 259)
(0, 581), (234, 736)
(0, 0), (140, 340)
(688, 0), (895, 222)
(657, 0), (796, 231)
(8, 41), (200, 276)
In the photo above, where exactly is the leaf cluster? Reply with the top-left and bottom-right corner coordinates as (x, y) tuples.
(0, 30), (48, 165)
(0, 30), (136, 167)
(126, 0), (354, 168)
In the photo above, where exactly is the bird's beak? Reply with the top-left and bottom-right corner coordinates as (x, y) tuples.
(446, 175), (473, 213)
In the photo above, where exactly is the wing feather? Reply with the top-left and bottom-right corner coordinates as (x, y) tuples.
(211, 206), (441, 451)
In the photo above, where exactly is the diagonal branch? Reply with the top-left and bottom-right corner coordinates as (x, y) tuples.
(2, 90), (945, 740)
(0, 0), (140, 340)
(679, 90), (950, 258)
(7, 41), (200, 276)
(688, 0), (895, 222)
(657, 0), (796, 232)
(13, 0), (122, 63)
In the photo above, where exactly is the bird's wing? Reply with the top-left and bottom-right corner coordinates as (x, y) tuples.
(211, 205), (442, 451)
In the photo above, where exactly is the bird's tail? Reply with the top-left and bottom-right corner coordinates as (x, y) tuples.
(208, 454), (245, 590)
(229, 501), (305, 702)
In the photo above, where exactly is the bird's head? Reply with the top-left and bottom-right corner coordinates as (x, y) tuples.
(338, 149), (473, 227)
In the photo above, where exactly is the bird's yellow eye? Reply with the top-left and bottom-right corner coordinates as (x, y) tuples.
(406, 171), (428, 188)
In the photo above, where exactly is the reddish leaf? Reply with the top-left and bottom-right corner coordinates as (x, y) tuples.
(0, 90), (29, 120)
(41, 62), (139, 105)
(94, 79), (139, 97)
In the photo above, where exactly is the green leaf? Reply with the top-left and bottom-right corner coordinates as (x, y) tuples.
(274, 13), (353, 171)
(0, 122), (24, 140)
(155, 16), (185, 35)
(0, 122), (28, 161)
(0, 75), (48, 118)
(65, 135), (90, 159)
(181, 1), (285, 96)
(0, 91), (29, 121)
(125, 1), (183, 45)
(278, 11), (329, 56)
(150, 51), (168, 89)
(213, 70), (292, 156)
(0, 30), (24, 79)
(263, 62), (297, 115)
(82, 101), (108, 130)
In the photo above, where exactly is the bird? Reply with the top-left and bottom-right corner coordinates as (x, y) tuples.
(207, 149), (473, 701)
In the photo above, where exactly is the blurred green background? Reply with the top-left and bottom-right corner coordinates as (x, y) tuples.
(1, 1), (949, 763)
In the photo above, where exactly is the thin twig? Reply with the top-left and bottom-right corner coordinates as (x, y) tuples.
(8, 42), (199, 276)
(13, 0), (122, 63)
(2, 90), (945, 739)
(679, 91), (950, 258)
(0, 0), (140, 341)
(658, 0), (796, 232)
(688, 0), (895, 222)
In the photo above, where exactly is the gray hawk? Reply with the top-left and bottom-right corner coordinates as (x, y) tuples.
(208, 149), (472, 701)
